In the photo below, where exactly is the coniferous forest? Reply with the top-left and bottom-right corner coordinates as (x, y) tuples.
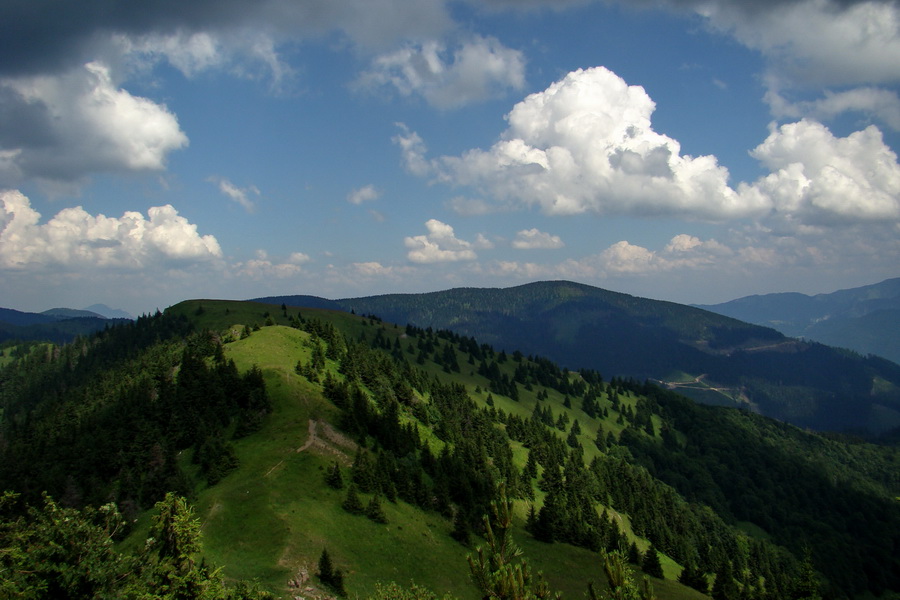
(1, 299), (898, 599)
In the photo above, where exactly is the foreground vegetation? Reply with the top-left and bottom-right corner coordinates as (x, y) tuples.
(1, 299), (898, 599)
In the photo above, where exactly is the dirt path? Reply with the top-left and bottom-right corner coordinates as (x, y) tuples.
(296, 419), (357, 464)
(297, 419), (318, 452)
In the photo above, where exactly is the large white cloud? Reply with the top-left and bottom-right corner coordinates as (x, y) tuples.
(357, 35), (526, 109)
(0, 62), (188, 186)
(748, 119), (900, 226)
(404, 66), (900, 231)
(429, 67), (766, 219)
(0, 189), (221, 269)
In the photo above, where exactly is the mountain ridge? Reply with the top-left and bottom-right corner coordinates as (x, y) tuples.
(254, 280), (900, 435)
(696, 277), (900, 363)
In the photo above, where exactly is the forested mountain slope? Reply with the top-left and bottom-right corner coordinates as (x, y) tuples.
(260, 281), (900, 435)
(0, 305), (130, 345)
(696, 277), (900, 364)
(1, 299), (898, 599)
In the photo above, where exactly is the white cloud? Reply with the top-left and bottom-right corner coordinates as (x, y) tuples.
(700, 0), (900, 90)
(748, 119), (900, 226)
(418, 67), (766, 220)
(347, 184), (381, 205)
(473, 233), (495, 250)
(406, 66), (900, 232)
(357, 35), (525, 109)
(209, 177), (261, 212)
(767, 86), (900, 132)
(392, 123), (431, 177)
(0, 189), (221, 270)
(512, 228), (564, 249)
(288, 251), (312, 264)
(121, 29), (294, 90)
(230, 249), (311, 280)
(0, 61), (188, 187)
(404, 218), (479, 263)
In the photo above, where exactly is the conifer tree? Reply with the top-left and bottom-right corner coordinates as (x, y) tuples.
(467, 484), (560, 600)
(451, 507), (471, 546)
(342, 484), (364, 515)
(678, 563), (709, 594)
(789, 553), (821, 600)
(642, 545), (664, 579)
(324, 462), (344, 490)
(317, 548), (347, 596)
(366, 494), (388, 524)
(627, 542), (642, 565)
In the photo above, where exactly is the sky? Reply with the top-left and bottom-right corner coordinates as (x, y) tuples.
(1, 0), (899, 316)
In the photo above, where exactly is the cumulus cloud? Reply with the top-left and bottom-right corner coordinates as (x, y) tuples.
(209, 177), (260, 212)
(357, 35), (526, 109)
(0, 189), (221, 270)
(347, 184), (381, 205)
(0, 61), (188, 186)
(748, 119), (900, 226)
(415, 67), (765, 220)
(405, 66), (900, 232)
(404, 219), (479, 263)
(512, 228), (564, 249)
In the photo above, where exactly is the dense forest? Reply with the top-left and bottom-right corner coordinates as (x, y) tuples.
(1, 301), (898, 599)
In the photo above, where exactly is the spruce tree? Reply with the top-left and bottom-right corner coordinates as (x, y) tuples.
(324, 461), (344, 490)
(627, 542), (642, 565)
(642, 545), (664, 579)
(342, 484), (364, 515)
(678, 563), (709, 595)
(317, 548), (334, 584)
(365, 494), (388, 524)
(317, 548), (347, 596)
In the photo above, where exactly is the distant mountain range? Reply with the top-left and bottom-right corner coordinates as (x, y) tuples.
(695, 277), (900, 364)
(255, 280), (900, 435)
(0, 304), (133, 344)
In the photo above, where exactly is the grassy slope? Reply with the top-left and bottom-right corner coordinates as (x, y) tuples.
(164, 300), (708, 600)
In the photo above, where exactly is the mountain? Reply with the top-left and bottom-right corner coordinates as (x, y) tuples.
(83, 303), (135, 320)
(0, 307), (57, 326)
(260, 281), (900, 435)
(695, 277), (900, 364)
(42, 307), (105, 319)
(1, 298), (898, 598)
(0, 306), (131, 344)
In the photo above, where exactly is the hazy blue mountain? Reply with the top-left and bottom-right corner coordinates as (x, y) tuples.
(258, 280), (900, 435)
(0, 306), (130, 344)
(83, 304), (134, 320)
(696, 277), (900, 364)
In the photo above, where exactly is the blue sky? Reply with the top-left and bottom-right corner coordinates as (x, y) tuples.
(1, 0), (899, 316)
